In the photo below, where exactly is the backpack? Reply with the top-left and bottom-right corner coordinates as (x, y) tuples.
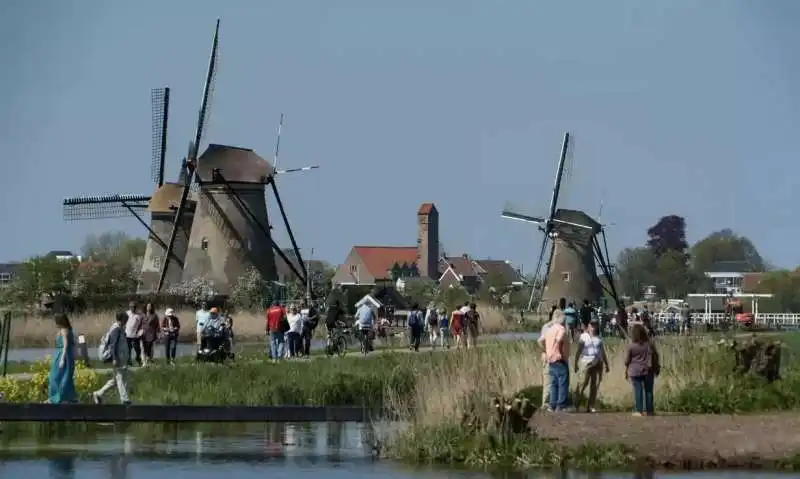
(408, 311), (423, 329)
(98, 327), (117, 363)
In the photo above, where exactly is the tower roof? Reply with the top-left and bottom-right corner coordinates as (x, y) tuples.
(418, 203), (437, 215)
(552, 209), (601, 242)
(196, 144), (275, 184)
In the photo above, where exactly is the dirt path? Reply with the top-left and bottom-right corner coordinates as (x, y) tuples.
(532, 412), (800, 467)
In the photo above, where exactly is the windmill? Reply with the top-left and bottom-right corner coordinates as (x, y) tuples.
(162, 104), (320, 296)
(501, 132), (621, 312)
(62, 20), (224, 294)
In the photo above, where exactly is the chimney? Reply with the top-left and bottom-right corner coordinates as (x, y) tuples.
(416, 203), (439, 280)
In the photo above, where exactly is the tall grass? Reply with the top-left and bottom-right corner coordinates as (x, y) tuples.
(9, 302), (536, 348)
(385, 336), (800, 467)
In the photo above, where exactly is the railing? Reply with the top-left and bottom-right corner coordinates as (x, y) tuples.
(653, 312), (800, 328)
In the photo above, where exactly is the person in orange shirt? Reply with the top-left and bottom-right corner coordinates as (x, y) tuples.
(543, 310), (570, 411)
(450, 307), (464, 349)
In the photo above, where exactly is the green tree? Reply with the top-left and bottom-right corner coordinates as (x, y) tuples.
(402, 277), (439, 306)
(82, 231), (145, 263)
(691, 229), (766, 275)
(614, 247), (657, 299)
(756, 269), (800, 313)
(653, 250), (698, 299)
(5, 256), (79, 306)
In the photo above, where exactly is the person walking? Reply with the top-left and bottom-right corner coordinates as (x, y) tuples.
(141, 303), (160, 366)
(407, 304), (424, 352)
(574, 321), (609, 412)
(300, 300), (318, 356)
(463, 303), (480, 349)
(543, 310), (570, 412)
(92, 312), (131, 405)
(195, 301), (210, 347)
(354, 301), (376, 353)
(266, 301), (287, 361)
(426, 305), (440, 349)
(450, 306), (464, 349)
(125, 302), (143, 367)
(437, 308), (450, 348)
(537, 309), (556, 410)
(47, 313), (77, 404)
(161, 308), (180, 364)
(286, 305), (303, 358)
(625, 323), (660, 416)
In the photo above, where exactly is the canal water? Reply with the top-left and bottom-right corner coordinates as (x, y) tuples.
(0, 422), (791, 478)
(4, 333), (542, 363)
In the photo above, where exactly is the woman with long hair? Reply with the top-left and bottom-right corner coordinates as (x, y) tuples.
(47, 313), (77, 403)
(624, 323), (660, 416)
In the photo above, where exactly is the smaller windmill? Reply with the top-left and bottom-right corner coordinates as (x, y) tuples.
(501, 132), (621, 312)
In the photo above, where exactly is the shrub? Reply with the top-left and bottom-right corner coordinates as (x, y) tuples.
(0, 357), (103, 402)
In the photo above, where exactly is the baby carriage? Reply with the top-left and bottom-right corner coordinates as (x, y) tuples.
(196, 323), (235, 363)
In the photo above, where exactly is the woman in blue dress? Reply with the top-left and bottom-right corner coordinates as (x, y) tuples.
(48, 313), (77, 404)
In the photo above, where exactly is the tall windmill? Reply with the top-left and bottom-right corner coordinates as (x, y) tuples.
(62, 20), (223, 294)
(501, 132), (621, 312)
(162, 101), (320, 296)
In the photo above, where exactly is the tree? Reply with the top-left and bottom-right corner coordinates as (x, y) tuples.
(4, 256), (79, 306)
(647, 215), (688, 258)
(653, 250), (698, 299)
(756, 270), (800, 313)
(82, 232), (145, 263)
(401, 277), (439, 306)
(614, 247), (657, 299)
(691, 229), (766, 274)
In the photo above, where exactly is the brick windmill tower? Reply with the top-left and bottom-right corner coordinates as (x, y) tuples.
(501, 132), (621, 312)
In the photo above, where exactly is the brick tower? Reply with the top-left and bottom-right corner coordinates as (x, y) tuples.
(416, 203), (439, 280)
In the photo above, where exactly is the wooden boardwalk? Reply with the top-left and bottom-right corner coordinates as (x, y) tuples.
(0, 403), (370, 423)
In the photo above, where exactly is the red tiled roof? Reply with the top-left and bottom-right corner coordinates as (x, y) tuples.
(353, 246), (418, 279)
(418, 203), (437, 215)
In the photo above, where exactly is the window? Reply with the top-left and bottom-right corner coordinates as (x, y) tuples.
(201, 237), (209, 251)
(0, 272), (11, 284)
(152, 256), (162, 270)
(349, 264), (358, 275)
(561, 272), (570, 282)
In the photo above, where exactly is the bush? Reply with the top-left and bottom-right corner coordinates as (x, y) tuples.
(0, 357), (103, 402)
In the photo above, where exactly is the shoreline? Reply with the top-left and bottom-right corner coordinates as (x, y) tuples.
(530, 412), (800, 469)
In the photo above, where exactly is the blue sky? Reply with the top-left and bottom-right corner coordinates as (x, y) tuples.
(2, 1), (799, 271)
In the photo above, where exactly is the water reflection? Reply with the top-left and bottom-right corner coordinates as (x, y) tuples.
(47, 457), (75, 479)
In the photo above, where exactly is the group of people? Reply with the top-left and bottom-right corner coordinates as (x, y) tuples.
(264, 300), (319, 360)
(45, 302), (186, 405)
(539, 298), (661, 416)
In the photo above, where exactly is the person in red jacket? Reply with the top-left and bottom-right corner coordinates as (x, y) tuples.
(266, 301), (287, 360)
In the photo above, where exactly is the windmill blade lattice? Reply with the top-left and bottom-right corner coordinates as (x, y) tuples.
(151, 87), (170, 186)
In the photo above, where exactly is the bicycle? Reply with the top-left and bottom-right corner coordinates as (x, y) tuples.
(325, 327), (350, 357)
(358, 328), (373, 356)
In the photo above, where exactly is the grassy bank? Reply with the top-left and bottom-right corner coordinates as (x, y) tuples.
(6, 334), (800, 470)
(7, 302), (536, 348)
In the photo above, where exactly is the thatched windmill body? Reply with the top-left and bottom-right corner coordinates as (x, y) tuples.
(501, 132), (620, 312)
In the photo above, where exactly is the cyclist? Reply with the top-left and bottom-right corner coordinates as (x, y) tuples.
(354, 302), (376, 353)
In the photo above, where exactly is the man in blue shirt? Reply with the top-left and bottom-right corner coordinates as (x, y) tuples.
(354, 303), (376, 352)
(563, 302), (579, 341)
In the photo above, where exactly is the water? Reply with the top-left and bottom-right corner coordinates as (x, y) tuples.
(0, 423), (791, 478)
(4, 333), (542, 363)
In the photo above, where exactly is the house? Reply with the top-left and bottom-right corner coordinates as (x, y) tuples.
(0, 262), (20, 288)
(46, 250), (82, 262)
(332, 203), (440, 286)
(438, 255), (526, 293)
(704, 261), (763, 295)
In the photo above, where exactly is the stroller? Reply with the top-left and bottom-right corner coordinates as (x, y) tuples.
(196, 323), (235, 363)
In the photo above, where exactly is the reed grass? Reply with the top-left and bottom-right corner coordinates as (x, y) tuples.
(8, 302), (539, 348)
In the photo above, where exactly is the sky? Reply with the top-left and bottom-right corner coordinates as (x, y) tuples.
(2, 0), (799, 272)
